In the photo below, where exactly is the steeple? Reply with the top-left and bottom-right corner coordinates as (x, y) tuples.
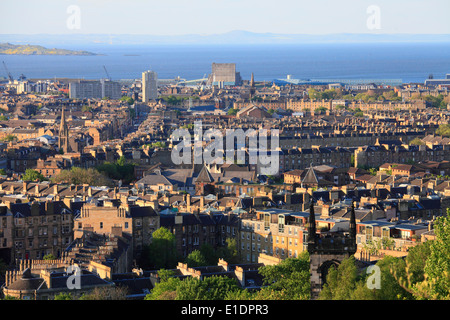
(250, 72), (255, 98)
(349, 201), (356, 239)
(58, 107), (70, 153)
(307, 200), (316, 243)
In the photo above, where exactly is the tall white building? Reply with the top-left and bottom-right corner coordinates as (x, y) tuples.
(142, 70), (158, 102)
(69, 80), (121, 99)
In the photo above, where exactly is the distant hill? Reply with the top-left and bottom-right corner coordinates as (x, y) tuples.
(0, 43), (98, 55)
(1, 32), (449, 46)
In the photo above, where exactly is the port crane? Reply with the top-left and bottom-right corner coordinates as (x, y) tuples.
(2, 61), (13, 82)
(103, 65), (112, 81)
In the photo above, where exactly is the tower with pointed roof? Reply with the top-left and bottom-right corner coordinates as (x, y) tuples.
(301, 164), (319, 188)
(58, 107), (70, 153)
(195, 165), (215, 196)
(249, 72), (255, 98)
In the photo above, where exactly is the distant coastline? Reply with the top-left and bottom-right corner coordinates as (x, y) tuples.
(0, 32), (449, 47)
(0, 43), (99, 56)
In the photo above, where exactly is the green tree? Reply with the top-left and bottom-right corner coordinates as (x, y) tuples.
(199, 243), (218, 265)
(185, 250), (208, 267)
(43, 253), (56, 260)
(319, 256), (359, 300)
(390, 213), (450, 300)
(78, 286), (128, 300)
(146, 227), (179, 269)
(436, 124), (450, 137)
(219, 238), (239, 264)
(54, 292), (74, 300)
(81, 105), (92, 112)
(145, 276), (181, 300)
(120, 96), (135, 105)
(52, 167), (112, 186)
(227, 108), (238, 115)
(96, 156), (135, 184)
(257, 253), (311, 300)
(370, 256), (412, 300)
(1, 134), (16, 142)
(176, 276), (240, 300)
(422, 214), (450, 299)
(22, 169), (46, 182)
(409, 138), (425, 146)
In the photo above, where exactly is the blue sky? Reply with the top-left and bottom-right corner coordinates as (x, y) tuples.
(1, 0), (449, 35)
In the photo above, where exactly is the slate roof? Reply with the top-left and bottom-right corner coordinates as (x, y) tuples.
(196, 165), (215, 183)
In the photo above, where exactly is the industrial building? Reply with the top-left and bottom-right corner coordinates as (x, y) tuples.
(210, 63), (242, 86)
(424, 74), (450, 86)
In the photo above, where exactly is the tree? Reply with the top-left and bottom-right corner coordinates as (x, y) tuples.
(120, 96), (135, 105)
(176, 276), (240, 300)
(220, 238), (239, 264)
(22, 169), (46, 182)
(145, 227), (179, 269)
(52, 167), (112, 186)
(368, 167), (378, 176)
(368, 256), (412, 300)
(185, 250), (208, 267)
(257, 253), (311, 300)
(97, 156), (135, 184)
(1, 134), (16, 142)
(198, 243), (218, 265)
(54, 292), (74, 300)
(227, 108), (238, 115)
(422, 214), (450, 299)
(390, 213), (450, 300)
(409, 138), (425, 146)
(145, 276), (181, 300)
(319, 256), (359, 300)
(436, 124), (450, 137)
(79, 286), (128, 300)
(43, 253), (56, 260)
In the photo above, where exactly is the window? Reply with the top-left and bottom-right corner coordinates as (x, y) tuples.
(100, 222), (103, 229)
(125, 222), (129, 229)
(264, 213), (270, 231)
(278, 215), (285, 233)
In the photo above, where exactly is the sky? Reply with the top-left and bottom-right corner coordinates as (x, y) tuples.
(0, 0), (449, 35)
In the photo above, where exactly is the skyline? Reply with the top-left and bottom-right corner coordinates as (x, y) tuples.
(1, 0), (449, 37)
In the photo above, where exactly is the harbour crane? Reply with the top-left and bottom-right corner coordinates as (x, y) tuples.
(103, 65), (112, 81)
(2, 61), (13, 82)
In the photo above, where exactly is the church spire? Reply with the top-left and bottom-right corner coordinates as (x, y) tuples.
(58, 107), (70, 153)
(308, 199), (316, 243)
(250, 72), (255, 98)
(349, 200), (356, 239)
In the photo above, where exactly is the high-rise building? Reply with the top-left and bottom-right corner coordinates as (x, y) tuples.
(210, 63), (242, 86)
(101, 79), (122, 100)
(69, 80), (121, 99)
(142, 70), (158, 102)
